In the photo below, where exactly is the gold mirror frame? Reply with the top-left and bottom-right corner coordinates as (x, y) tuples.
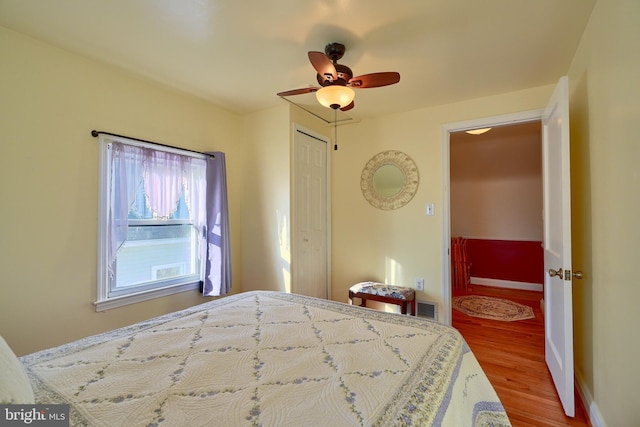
(360, 150), (419, 210)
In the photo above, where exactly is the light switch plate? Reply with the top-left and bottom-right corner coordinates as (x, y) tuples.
(425, 203), (435, 216)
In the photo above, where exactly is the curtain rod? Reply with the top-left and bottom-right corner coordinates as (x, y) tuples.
(91, 130), (213, 157)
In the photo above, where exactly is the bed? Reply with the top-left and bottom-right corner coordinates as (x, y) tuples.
(16, 291), (510, 426)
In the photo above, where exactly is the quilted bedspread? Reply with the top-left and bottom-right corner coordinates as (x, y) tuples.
(20, 291), (510, 426)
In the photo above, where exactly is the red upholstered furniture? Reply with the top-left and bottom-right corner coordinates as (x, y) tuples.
(348, 281), (416, 315)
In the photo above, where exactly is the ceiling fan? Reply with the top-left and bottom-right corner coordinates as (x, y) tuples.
(277, 42), (400, 111)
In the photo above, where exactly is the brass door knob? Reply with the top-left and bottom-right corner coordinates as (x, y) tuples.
(548, 268), (563, 278)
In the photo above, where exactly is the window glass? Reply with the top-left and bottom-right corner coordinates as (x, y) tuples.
(97, 136), (207, 310)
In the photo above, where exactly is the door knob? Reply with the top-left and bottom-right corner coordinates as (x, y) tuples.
(549, 268), (583, 280)
(548, 268), (563, 278)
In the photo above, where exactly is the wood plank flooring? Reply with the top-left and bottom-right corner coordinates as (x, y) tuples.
(452, 286), (590, 427)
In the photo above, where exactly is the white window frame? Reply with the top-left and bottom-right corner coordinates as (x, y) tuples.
(95, 135), (205, 311)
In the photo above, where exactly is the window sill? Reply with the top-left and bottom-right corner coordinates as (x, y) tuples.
(94, 281), (200, 311)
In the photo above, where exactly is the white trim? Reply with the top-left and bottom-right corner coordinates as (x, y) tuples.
(444, 110), (544, 134)
(96, 136), (111, 306)
(94, 281), (200, 311)
(441, 109), (545, 326)
(471, 277), (543, 292)
(440, 125), (452, 325)
(575, 370), (604, 427)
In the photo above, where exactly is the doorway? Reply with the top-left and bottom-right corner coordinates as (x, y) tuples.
(449, 120), (544, 297)
(442, 78), (576, 417)
(440, 109), (544, 325)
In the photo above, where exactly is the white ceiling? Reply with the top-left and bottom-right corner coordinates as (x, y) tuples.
(0, 0), (595, 122)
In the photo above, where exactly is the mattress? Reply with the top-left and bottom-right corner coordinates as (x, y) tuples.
(20, 291), (510, 426)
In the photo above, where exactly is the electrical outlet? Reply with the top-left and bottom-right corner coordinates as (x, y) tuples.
(415, 278), (424, 291)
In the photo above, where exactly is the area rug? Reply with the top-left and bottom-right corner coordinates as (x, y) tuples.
(452, 295), (535, 321)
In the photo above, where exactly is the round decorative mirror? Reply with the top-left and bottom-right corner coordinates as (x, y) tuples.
(360, 150), (419, 210)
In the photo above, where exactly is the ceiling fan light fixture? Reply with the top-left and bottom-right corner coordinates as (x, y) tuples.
(465, 127), (492, 135)
(316, 85), (355, 109)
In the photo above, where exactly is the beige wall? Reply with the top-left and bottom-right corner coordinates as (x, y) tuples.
(0, 27), (244, 356)
(567, 0), (640, 425)
(239, 104), (331, 294)
(3, 0), (639, 423)
(330, 85), (553, 312)
(0, 23), (329, 356)
(240, 106), (291, 292)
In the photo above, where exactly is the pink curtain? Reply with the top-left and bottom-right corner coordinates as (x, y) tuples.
(107, 142), (207, 277)
(143, 150), (187, 218)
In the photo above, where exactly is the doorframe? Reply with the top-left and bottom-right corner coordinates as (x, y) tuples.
(291, 123), (332, 300)
(440, 109), (543, 326)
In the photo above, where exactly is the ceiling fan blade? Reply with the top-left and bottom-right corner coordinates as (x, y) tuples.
(277, 87), (319, 97)
(349, 72), (400, 88)
(340, 101), (354, 112)
(308, 51), (337, 83)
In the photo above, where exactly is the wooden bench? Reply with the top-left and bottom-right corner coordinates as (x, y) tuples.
(348, 281), (416, 315)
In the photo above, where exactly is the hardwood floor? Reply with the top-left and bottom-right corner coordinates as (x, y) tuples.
(452, 286), (590, 427)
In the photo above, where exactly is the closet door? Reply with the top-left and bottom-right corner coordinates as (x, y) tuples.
(292, 126), (329, 299)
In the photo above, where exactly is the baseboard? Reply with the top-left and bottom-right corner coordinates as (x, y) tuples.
(471, 277), (543, 292)
(576, 370), (606, 427)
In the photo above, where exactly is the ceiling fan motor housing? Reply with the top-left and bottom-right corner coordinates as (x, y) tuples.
(316, 62), (353, 86)
(324, 42), (346, 61)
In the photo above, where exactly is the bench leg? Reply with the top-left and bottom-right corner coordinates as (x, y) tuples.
(348, 291), (415, 315)
(349, 291), (368, 308)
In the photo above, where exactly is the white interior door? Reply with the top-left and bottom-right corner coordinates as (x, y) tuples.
(293, 127), (329, 299)
(542, 76), (575, 417)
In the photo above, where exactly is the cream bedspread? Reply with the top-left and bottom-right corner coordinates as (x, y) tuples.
(21, 291), (510, 426)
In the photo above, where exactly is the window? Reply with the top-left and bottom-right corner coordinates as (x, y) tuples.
(96, 135), (208, 311)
